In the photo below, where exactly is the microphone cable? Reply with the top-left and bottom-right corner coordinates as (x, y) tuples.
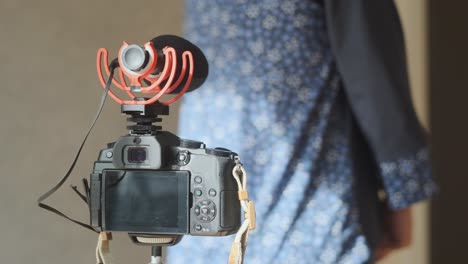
(37, 59), (119, 232)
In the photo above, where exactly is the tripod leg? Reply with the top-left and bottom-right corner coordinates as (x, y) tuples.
(149, 246), (164, 264)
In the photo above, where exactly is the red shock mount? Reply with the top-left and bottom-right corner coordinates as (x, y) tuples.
(96, 40), (194, 106)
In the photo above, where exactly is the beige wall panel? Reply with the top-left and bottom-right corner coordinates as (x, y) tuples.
(380, 1), (430, 264)
(0, 1), (183, 263)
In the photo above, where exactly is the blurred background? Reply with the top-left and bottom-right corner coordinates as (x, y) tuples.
(0, 0), (466, 263)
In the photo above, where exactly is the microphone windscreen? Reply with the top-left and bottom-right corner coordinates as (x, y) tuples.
(151, 35), (209, 94)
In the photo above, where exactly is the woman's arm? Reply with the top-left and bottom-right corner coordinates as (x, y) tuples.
(323, 0), (437, 259)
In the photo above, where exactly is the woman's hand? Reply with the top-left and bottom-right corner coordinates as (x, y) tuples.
(375, 206), (413, 261)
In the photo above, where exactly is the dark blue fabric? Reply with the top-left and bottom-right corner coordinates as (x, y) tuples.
(168, 1), (436, 263)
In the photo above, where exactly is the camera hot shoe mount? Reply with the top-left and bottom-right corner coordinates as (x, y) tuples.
(122, 103), (168, 135)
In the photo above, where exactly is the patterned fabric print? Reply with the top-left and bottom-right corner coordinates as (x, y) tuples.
(380, 148), (437, 209)
(167, 0), (432, 263)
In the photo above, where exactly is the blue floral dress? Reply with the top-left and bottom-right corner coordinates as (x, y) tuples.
(168, 0), (437, 263)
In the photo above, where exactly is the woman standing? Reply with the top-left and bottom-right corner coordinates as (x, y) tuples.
(169, 0), (436, 263)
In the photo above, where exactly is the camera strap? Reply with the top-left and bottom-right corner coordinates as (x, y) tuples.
(37, 62), (118, 233)
(228, 159), (256, 264)
(96, 232), (115, 264)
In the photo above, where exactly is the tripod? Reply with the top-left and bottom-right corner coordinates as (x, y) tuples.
(149, 246), (163, 264)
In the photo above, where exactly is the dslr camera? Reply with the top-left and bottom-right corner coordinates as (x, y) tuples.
(89, 104), (241, 244)
(86, 35), (242, 245)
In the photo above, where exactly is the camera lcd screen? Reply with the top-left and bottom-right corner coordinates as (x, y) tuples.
(103, 170), (190, 234)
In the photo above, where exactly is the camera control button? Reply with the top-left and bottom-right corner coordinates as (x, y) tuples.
(195, 224), (202, 231)
(200, 206), (210, 215)
(208, 189), (217, 197)
(178, 153), (187, 161)
(208, 205), (217, 218)
(200, 200), (211, 206)
(194, 189), (203, 197)
(176, 151), (191, 165)
(105, 151), (113, 158)
(194, 176), (203, 184)
(197, 200), (216, 222)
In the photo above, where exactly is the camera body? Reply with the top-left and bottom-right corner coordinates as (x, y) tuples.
(89, 130), (241, 237)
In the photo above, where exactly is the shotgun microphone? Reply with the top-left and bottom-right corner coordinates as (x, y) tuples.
(119, 35), (208, 94)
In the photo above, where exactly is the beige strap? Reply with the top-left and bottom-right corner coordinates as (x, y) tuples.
(96, 232), (114, 264)
(246, 201), (256, 230)
(228, 160), (256, 264)
(228, 242), (242, 264)
(238, 190), (249, 200)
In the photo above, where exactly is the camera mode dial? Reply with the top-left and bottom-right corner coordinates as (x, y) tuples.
(179, 139), (205, 149)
